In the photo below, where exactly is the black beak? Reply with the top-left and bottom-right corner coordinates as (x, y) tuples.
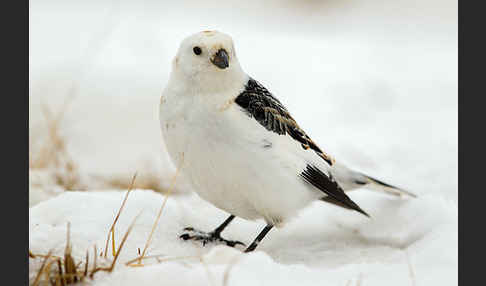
(211, 49), (229, 69)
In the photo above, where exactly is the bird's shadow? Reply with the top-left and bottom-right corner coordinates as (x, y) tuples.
(254, 197), (426, 268)
(174, 193), (437, 268)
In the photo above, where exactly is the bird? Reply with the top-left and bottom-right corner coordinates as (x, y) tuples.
(159, 31), (416, 253)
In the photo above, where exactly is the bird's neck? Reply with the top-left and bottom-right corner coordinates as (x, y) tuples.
(167, 68), (249, 99)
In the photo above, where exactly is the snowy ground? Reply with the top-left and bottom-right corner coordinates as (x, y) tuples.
(29, 0), (457, 285)
(29, 190), (456, 285)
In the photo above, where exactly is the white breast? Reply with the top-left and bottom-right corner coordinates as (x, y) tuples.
(159, 86), (328, 227)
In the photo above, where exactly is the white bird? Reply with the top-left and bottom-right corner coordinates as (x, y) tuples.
(159, 31), (416, 252)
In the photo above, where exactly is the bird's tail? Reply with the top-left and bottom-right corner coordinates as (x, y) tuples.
(360, 174), (417, 198)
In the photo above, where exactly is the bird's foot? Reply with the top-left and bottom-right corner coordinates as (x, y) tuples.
(179, 227), (245, 248)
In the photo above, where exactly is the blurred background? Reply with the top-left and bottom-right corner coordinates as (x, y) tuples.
(29, 0), (457, 206)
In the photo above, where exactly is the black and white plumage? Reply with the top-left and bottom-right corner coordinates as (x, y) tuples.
(159, 31), (415, 252)
(235, 78), (335, 166)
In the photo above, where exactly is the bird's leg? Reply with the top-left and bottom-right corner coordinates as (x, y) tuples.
(212, 214), (235, 236)
(244, 225), (274, 253)
(180, 215), (245, 247)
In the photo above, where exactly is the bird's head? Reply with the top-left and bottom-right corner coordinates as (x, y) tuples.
(170, 31), (246, 92)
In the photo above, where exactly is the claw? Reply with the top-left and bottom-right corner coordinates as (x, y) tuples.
(225, 240), (245, 247)
(179, 227), (244, 248)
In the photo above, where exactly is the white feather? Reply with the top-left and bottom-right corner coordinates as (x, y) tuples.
(159, 31), (410, 228)
(160, 31), (335, 227)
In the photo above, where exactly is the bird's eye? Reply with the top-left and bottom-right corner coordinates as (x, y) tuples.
(193, 46), (202, 55)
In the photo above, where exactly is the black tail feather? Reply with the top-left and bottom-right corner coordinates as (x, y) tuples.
(363, 175), (417, 198)
(301, 164), (370, 217)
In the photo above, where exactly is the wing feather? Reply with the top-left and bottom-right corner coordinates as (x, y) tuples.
(235, 78), (335, 166)
(234, 78), (367, 216)
(301, 165), (369, 217)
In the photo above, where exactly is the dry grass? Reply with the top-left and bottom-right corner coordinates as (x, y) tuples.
(405, 250), (417, 286)
(29, 158), (193, 285)
(32, 250), (52, 286)
(29, 83), (172, 196)
(29, 97), (82, 191)
(103, 173), (137, 258)
(30, 222), (90, 286)
(103, 172), (169, 194)
(90, 212), (142, 276)
(124, 254), (198, 266)
(29, 175), (140, 285)
(128, 153), (184, 266)
(30, 214), (140, 285)
(63, 222), (78, 284)
(29, 0), (117, 180)
(29, 98), (170, 195)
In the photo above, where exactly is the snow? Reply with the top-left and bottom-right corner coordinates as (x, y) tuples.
(29, 190), (457, 285)
(29, 0), (457, 284)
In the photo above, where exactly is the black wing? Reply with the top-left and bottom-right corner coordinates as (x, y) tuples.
(235, 78), (367, 217)
(301, 165), (369, 217)
(235, 78), (335, 166)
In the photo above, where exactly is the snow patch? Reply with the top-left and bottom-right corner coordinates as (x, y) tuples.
(29, 190), (457, 285)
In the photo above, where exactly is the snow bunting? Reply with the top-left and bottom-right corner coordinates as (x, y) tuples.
(159, 31), (416, 252)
